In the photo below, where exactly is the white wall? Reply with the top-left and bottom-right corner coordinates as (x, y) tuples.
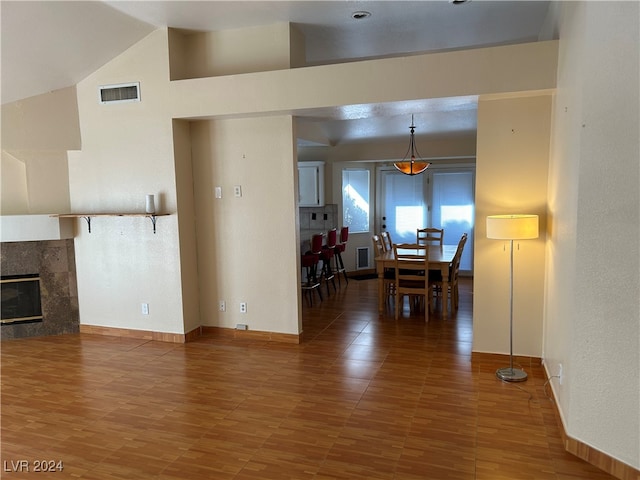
(473, 95), (551, 357)
(190, 116), (301, 335)
(0, 150), (71, 215)
(1, 152), (28, 214)
(171, 23), (304, 80)
(168, 41), (558, 120)
(1, 86), (78, 214)
(172, 119), (201, 334)
(1, 86), (80, 151)
(69, 26), (305, 337)
(71, 30), (186, 334)
(545, 2), (639, 469)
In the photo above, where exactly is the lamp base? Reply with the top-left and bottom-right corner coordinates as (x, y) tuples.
(496, 367), (527, 382)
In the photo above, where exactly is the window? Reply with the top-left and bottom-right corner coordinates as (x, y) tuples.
(342, 169), (370, 233)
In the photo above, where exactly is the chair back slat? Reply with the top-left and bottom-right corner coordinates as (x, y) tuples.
(381, 231), (393, 251)
(393, 243), (430, 322)
(372, 234), (385, 257)
(417, 227), (444, 246)
(394, 243), (429, 269)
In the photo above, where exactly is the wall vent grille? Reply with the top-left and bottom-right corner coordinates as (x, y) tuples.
(98, 82), (140, 104)
(356, 247), (370, 270)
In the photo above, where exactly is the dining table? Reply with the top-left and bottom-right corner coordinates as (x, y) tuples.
(374, 244), (458, 318)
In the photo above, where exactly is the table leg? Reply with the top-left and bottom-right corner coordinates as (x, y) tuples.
(377, 269), (384, 314)
(441, 265), (450, 318)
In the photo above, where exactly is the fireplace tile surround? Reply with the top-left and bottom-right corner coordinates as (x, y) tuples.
(1, 239), (79, 340)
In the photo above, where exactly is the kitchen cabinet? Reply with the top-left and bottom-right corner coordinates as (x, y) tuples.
(298, 161), (324, 207)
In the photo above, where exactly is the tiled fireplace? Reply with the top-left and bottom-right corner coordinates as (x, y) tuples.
(0, 239), (79, 340)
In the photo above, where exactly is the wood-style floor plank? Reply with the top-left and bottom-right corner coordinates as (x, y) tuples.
(1, 278), (620, 479)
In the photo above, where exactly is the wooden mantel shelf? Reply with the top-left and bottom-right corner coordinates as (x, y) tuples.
(50, 213), (170, 234)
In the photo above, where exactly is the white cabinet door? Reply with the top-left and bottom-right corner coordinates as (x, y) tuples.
(298, 162), (324, 206)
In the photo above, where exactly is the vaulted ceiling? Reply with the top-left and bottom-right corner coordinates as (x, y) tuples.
(1, 1), (553, 146)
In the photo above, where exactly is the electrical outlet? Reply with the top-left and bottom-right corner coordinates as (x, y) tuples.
(558, 363), (563, 385)
(240, 302), (247, 313)
(141, 303), (149, 315)
(219, 300), (226, 312)
(215, 186), (222, 199)
(234, 185), (242, 197)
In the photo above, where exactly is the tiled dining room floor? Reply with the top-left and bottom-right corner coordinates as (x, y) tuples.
(0, 277), (618, 479)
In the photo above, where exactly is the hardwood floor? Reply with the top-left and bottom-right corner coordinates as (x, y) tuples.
(1, 278), (618, 479)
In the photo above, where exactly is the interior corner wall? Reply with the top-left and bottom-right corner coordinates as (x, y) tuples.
(23, 151), (71, 214)
(190, 115), (301, 335)
(289, 23), (306, 68)
(0, 150), (71, 215)
(1, 152), (28, 214)
(542, 0), (584, 446)
(172, 119), (200, 334)
(1, 86), (81, 151)
(473, 95), (551, 358)
(545, 2), (640, 469)
(0, 86), (79, 215)
(179, 23), (298, 79)
(167, 28), (189, 82)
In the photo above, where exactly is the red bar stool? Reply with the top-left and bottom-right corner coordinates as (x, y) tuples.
(312, 233), (336, 296)
(333, 226), (349, 285)
(301, 252), (322, 306)
(325, 228), (343, 288)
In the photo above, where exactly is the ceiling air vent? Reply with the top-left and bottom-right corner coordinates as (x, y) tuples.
(98, 82), (140, 104)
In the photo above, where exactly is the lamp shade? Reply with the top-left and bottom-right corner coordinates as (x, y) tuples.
(486, 214), (538, 240)
(394, 159), (430, 175)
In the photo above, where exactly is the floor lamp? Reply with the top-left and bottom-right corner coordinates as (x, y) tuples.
(486, 214), (539, 382)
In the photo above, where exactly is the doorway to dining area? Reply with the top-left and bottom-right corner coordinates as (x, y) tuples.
(377, 167), (475, 273)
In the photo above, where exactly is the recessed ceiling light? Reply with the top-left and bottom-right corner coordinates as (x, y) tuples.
(352, 11), (371, 20)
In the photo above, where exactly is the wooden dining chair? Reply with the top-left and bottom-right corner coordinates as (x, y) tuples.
(381, 231), (393, 252)
(393, 243), (431, 322)
(372, 234), (395, 304)
(417, 227), (444, 246)
(449, 233), (467, 310)
(431, 233), (467, 312)
(372, 234), (385, 257)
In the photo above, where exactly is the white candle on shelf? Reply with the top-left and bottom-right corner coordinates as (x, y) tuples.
(145, 194), (155, 214)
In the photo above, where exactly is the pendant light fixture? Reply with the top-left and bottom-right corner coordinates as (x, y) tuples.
(394, 115), (430, 176)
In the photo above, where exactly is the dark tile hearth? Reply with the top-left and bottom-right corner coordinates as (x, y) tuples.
(1, 239), (79, 340)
